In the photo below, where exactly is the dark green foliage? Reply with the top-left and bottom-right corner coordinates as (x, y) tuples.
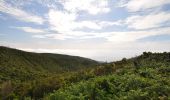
(0, 46), (98, 81)
(0, 46), (98, 72)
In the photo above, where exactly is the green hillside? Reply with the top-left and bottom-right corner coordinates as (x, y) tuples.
(46, 52), (170, 100)
(0, 47), (170, 100)
(0, 46), (99, 82)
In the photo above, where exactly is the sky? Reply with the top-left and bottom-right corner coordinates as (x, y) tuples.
(0, 0), (170, 61)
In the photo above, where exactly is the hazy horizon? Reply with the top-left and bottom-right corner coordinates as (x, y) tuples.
(1, 45), (169, 62)
(1, 0), (170, 61)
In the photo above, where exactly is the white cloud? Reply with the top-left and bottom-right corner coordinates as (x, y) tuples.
(13, 27), (45, 33)
(120, 0), (170, 12)
(48, 9), (106, 32)
(33, 26), (170, 43)
(107, 27), (170, 42)
(0, 0), (44, 24)
(20, 48), (80, 55)
(35, 30), (113, 40)
(126, 12), (170, 29)
(99, 20), (123, 26)
(48, 9), (76, 32)
(45, 1), (124, 41)
(61, 0), (110, 15)
(47, 7), (126, 40)
(78, 21), (102, 29)
(48, 9), (121, 39)
(33, 33), (72, 40)
(47, 3), (170, 41)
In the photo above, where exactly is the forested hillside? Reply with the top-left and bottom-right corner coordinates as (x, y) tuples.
(0, 46), (170, 100)
(46, 52), (170, 100)
(0, 46), (99, 99)
(0, 46), (99, 81)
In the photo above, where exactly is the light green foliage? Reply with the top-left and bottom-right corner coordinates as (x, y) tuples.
(47, 65), (170, 100)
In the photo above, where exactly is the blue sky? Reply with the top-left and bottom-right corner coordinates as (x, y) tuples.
(0, 0), (170, 61)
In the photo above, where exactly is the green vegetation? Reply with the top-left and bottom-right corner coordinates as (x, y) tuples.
(0, 46), (98, 81)
(45, 52), (170, 100)
(47, 65), (170, 100)
(0, 46), (170, 100)
(0, 46), (99, 99)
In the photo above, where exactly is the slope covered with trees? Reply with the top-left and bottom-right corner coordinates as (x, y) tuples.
(0, 46), (99, 81)
(46, 52), (170, 100)
(0, 46), (170, 100)
(0, 46), (99, 99)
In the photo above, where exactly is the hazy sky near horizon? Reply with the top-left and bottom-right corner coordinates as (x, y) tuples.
(0, 0), (170, 61)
